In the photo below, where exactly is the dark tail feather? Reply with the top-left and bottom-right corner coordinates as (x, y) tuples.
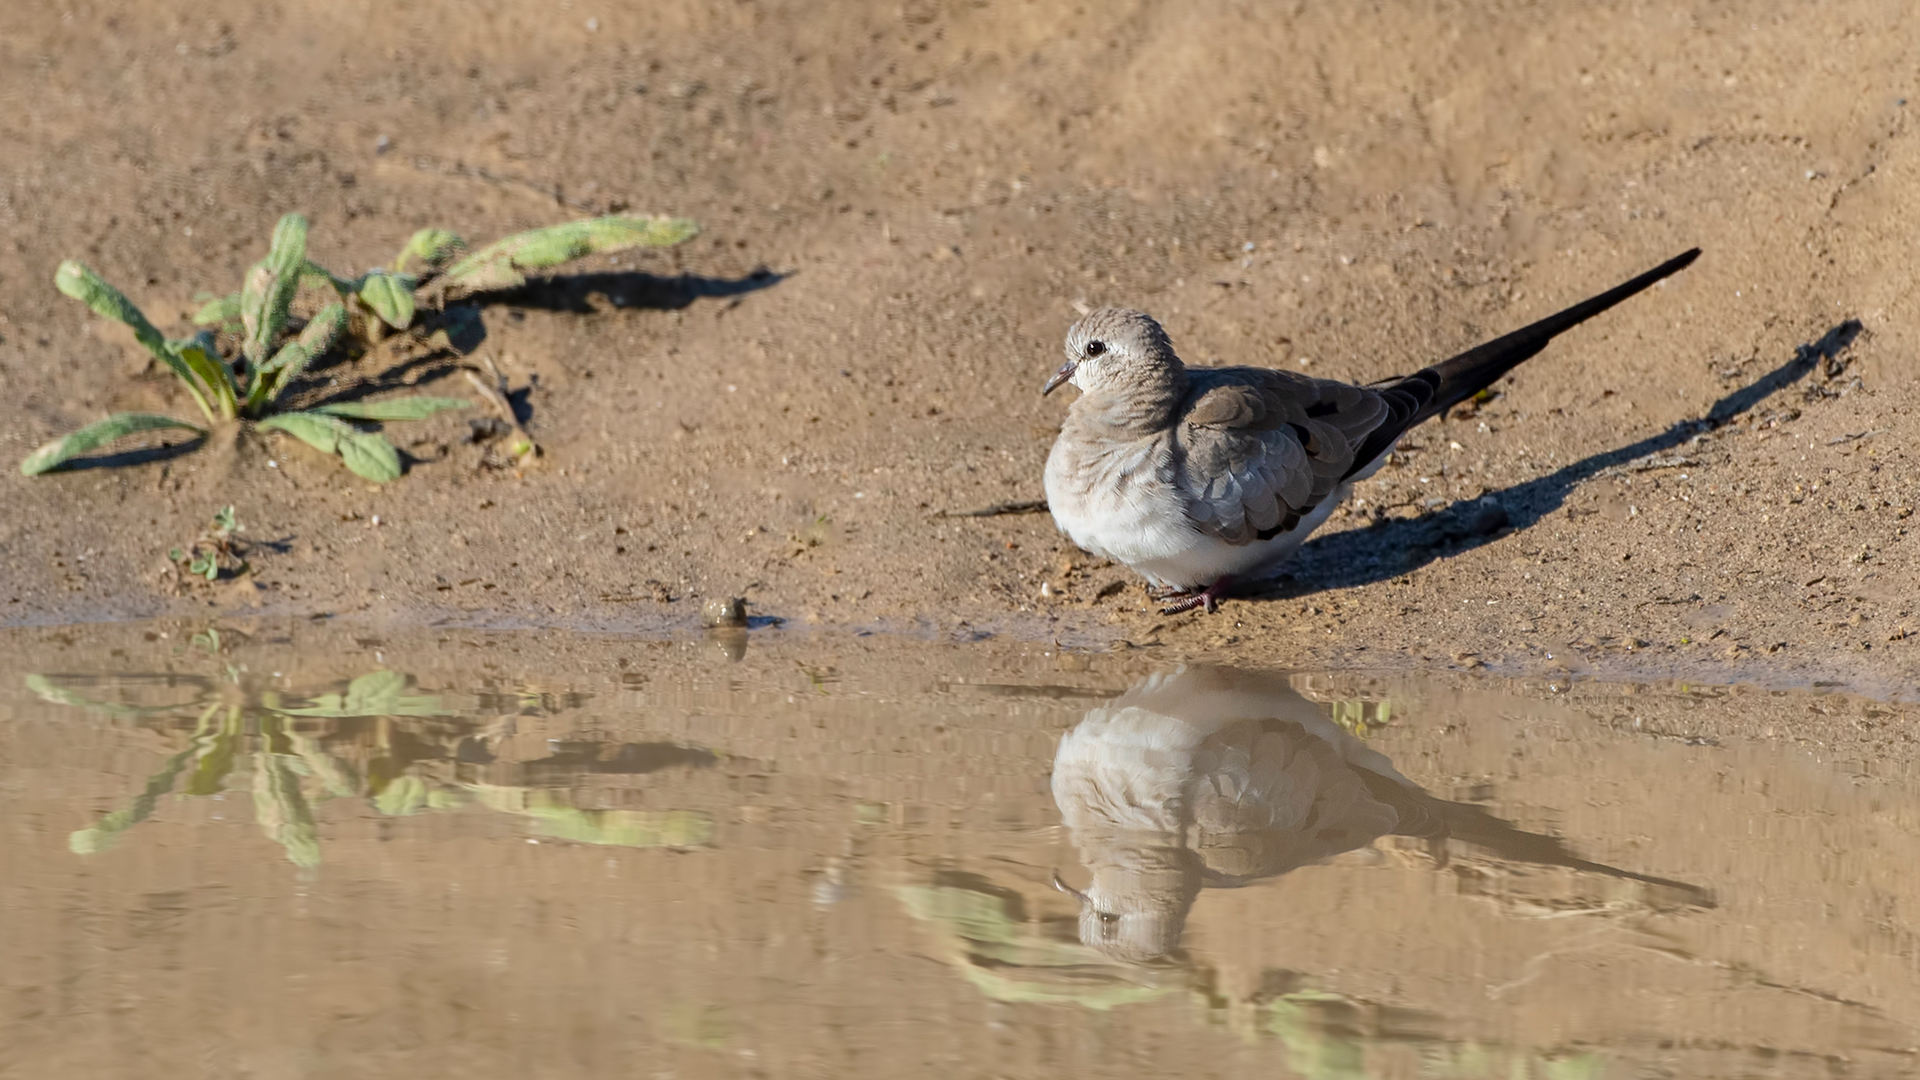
(1415, 247), (1700, 423)
(1340, 248), (1699, 480)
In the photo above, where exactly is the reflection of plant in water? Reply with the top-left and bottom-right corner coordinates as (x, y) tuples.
(897, 869), (1613, 1077)
(896, 873), (1194, 1011)
(661, 1002), (735, 1050)
(1417, 1042), (1605, 1080)
(1326, 697), (1395, 738)
(33, 668), (715, 867)
(1255, 991), (1607, 1080)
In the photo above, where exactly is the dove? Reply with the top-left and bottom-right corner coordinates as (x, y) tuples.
(1042, 249), (1700, 613)
(1049, 666), (1711, 964)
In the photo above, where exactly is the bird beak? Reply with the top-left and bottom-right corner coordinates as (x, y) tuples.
(1042, 361), (1076, 396)
(1052, 869), (1091, 907)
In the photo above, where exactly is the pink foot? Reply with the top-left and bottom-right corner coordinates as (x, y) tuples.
(1152, 576), (1235, 615)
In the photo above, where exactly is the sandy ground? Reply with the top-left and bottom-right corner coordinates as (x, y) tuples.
(2, 0), (1916, 694)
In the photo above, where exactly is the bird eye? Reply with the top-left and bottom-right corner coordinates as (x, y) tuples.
(1085, 340), (1107, 358)
(1098, 911), (1120, 925)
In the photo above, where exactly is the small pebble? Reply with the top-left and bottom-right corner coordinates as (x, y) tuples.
(701, 596), (748, 627)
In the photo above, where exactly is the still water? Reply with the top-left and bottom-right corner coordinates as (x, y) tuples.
(1, 622), (1916, 1079)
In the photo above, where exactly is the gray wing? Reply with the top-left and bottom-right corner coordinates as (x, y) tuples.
(1172, 367), (1399, 545)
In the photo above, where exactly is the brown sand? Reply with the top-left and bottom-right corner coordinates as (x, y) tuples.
(2, 1), (1915, 693)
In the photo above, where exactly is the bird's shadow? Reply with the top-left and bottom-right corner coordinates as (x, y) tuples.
(1262, 320), (1861, 598)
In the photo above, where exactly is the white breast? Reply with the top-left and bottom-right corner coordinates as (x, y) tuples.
(1047, 425), (1352, 588)
(1044, 433), (1195, 583)
(1046, 411), (1397, 590)
(1125, 485), (1349, 588)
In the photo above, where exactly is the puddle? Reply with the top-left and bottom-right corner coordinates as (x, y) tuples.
(3, 622), (1918, 1078)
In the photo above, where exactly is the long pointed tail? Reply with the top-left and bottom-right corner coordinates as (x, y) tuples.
(1416, 247), (1700, 422)
(1341, 248), (1699, 479)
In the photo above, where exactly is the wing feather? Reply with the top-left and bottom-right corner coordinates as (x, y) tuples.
(1174, 368), (1398, 546)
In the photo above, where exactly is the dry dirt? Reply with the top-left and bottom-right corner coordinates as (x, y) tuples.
(2, 0), (1916, 695)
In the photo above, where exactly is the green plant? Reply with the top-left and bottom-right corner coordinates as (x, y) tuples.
(169, 505), (248, 583)
(22, 211), (697, 480)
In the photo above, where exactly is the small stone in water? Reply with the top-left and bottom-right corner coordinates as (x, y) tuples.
(702, 597), (748, 627)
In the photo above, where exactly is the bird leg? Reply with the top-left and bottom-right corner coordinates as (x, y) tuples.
(1150, 576), (1236, 615)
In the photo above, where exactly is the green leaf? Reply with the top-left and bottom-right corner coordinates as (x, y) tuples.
(70, 743), (201, 854)
(268, 670), (448, 718)
(287, 732), (361, 799)
(524, 808), (715, 848)
(442, 214), (699, 293)
(339, 431), (402, 482)
(393, 228), (467, 272)
(240, 214), (309, 365)
(373, 775), (430, 816)
(301, 261), (358, 296)
(192, 292), (242, 327)
(256, 412), (402, 481)
(468, 786), (715, 847)
(247, 302), (346, 411)
(57, 261), (218, 422)
(25, 673), (189, 719)
(265, 302), (348, 378)
(356, 269), (417, 329)
(253, 748), (322, 868)
(312, 396), (468, 421)
(20, 413), (206, 476)
(426, 789), (469, 810)
(168, 333), (239, 419)
(256, 410), (354, 454)
(55, 260), (166, 353)
(69, 702), (225, 854)
(184, 708), (242, 796)
(239, 264), (276, 358)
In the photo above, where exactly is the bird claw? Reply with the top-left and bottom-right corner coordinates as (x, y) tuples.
(1153, 579), (1231, 615)
(1158, 593), (1214, 615)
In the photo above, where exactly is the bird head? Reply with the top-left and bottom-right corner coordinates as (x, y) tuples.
(1044, 307), (1180, 396)
(1053, 838), (1202, 964)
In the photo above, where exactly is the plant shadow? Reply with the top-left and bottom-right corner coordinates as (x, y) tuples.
(51, 433), (208, 473)
(287, 269), (785, 424)
(487, 267), (788, 315)
(1258, 320), (1862, 600)
(246, 532), (297, 556)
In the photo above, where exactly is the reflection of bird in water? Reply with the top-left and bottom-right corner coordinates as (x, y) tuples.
(1050, 667), (1708, 964)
